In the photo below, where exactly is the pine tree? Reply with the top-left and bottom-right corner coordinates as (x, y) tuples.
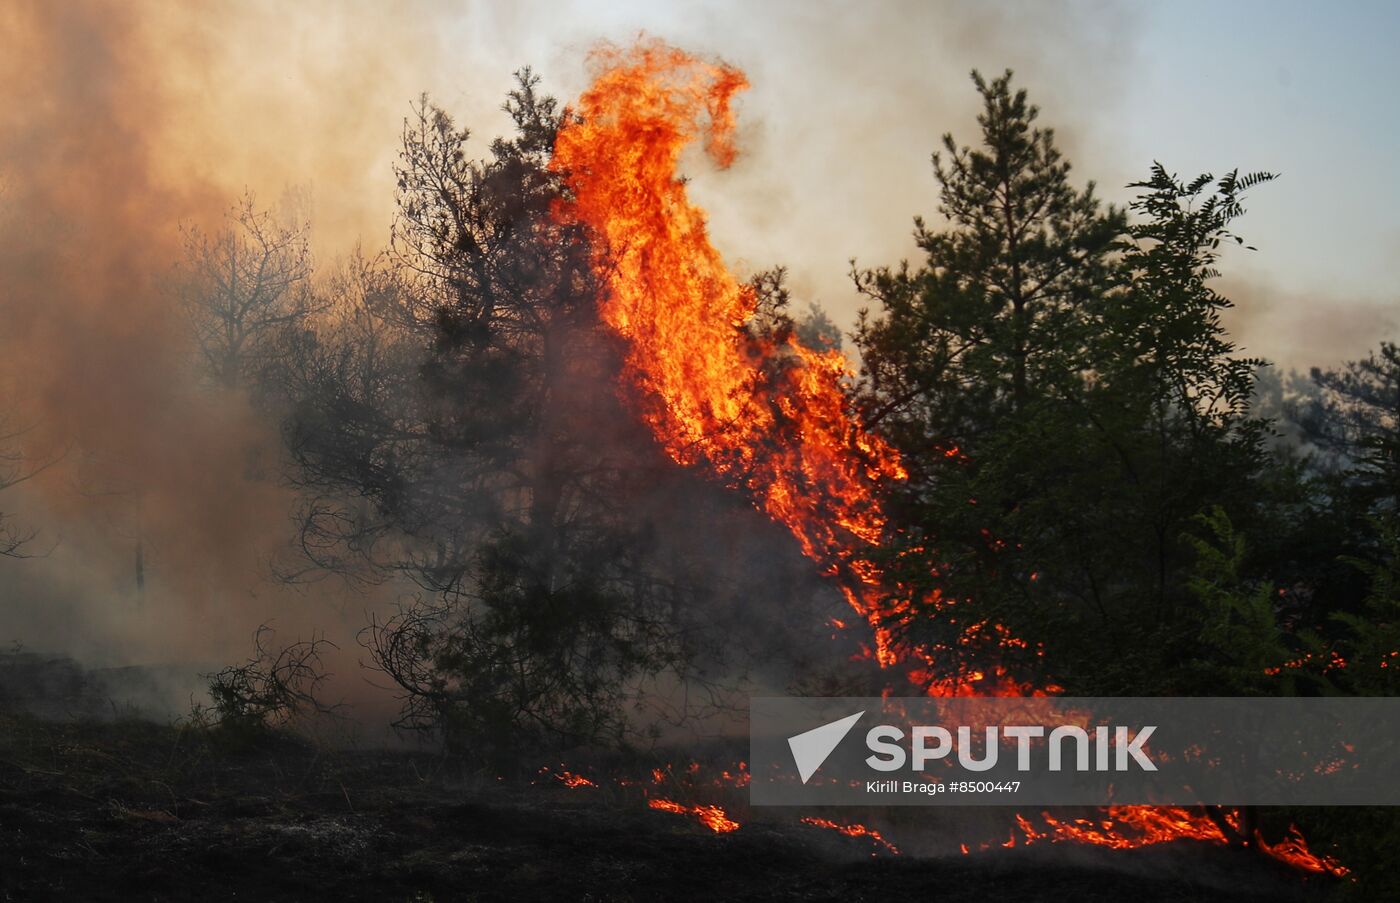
(854, 72), (1279, 695)
(852, 70), (1122, 690)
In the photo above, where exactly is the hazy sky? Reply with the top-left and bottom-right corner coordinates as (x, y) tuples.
(1116, 1), (1400, 364)
(95, 0), (1393, 371)
(1122, 1), (1400, 294)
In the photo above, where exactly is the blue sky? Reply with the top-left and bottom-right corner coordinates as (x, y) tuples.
(1120, 1), (1400, 303)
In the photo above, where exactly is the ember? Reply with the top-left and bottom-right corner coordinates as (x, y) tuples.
(549, 769), (597, 789)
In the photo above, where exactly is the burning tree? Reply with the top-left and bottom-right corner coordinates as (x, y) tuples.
(270, 72), (802, 760)
(240, 39), (1360, 883)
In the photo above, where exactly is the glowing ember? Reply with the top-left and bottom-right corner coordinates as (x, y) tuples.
(649, 798), (741, 834)
(537, 766), (598, 788)
(800, 817), (900, 856)
(715, 762), (751, 788)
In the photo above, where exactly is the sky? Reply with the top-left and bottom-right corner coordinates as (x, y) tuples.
(1115, 1), (1400, 365)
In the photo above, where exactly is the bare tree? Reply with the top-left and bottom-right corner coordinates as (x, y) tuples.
(0, 419), (61, 558)
(176, 194), (318, 389)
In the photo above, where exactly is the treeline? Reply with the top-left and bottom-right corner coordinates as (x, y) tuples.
(172, 69), (1399, 743)
(843, 72), (1400, 891)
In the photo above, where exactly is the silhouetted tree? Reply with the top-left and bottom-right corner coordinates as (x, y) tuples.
(1303, 342), (1400, 512)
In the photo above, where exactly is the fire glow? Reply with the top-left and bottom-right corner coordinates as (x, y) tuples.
(549, 38), (1345, 880)
(649, 798), (740, 834)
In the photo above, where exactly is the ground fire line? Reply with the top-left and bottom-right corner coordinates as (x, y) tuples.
(546, 38), (1345, 879)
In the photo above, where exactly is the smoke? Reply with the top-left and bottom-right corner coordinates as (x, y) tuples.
(657, 0), (1142, 321)
(0, 0), (1146, 712)
(0, 2), (258, 646)
(1220, 273), (1399, 371)
(0, 2), (412, 720)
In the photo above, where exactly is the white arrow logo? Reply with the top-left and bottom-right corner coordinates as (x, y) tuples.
(787, 710), (865, 784)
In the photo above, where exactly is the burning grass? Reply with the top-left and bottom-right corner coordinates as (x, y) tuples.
(0, 706), (1339, 901)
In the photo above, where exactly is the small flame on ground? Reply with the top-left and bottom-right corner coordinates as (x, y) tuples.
(994, 807), (1347, 877)
(1255, 825), (1350, 877)
(649, 798), (741, 834)
(538, 766), (598, 789)
(800, 817), (900, 856)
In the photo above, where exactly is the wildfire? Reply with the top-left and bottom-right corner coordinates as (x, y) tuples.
(550, 37), (1344, 880)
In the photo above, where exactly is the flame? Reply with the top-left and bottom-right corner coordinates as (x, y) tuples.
(550, 38), (1342, 879)
(552, 41), (1034, 696)
(551, 38), (914, 669)
(536, 765), (598, 788)
(800, 816), (900, 856)
(1255, 824), (1350, 877)
(1035, 806), (1232, 849)
(716, 761), (751, 788)
(1015, 807), (1346, 877)
(649, 798), (741, 834)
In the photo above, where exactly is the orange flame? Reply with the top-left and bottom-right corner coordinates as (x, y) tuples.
(800, 816), (900, 856)
(1255, 824), (1350, 877)
(551, 38), (913, 667)
(1019, 807), (1346, 877)
(649, 798), (741, 834)
(553, 769), (597, 789)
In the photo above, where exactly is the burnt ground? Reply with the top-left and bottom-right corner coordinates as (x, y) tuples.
(0, 707), (1344, 903)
